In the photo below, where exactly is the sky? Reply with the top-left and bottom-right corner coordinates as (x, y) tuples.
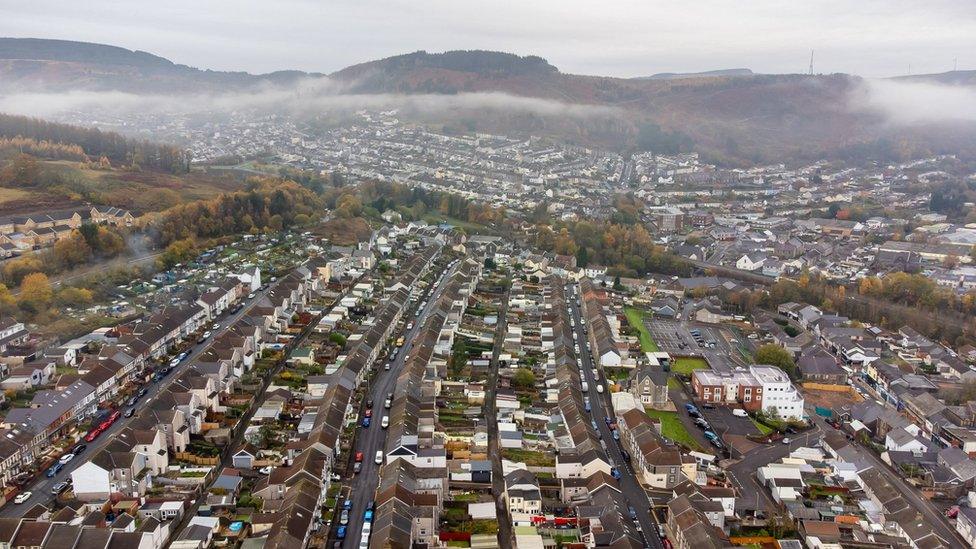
(1, 0), (975, 78)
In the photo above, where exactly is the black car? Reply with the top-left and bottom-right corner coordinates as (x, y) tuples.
(138, 387), (148, 397)
(71, 443), (87, 454)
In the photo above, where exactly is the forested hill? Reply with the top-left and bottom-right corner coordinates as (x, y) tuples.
(0, 113), (190, 173)
(0, 37), (175, 68)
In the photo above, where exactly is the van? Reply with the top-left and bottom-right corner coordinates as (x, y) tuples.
(732, 408), (748, 417)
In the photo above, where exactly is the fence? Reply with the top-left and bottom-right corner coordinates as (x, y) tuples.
(174, 452), (219, 466)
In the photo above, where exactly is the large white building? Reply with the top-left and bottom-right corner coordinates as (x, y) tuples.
(751, 365), (805, 420)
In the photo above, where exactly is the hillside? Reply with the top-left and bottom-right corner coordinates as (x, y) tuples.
(2, 39), (976, 164)
(0, 37), (317, 93)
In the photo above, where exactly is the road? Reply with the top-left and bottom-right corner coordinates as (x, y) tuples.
(724, 425), (822, 513)
(342, 259), (458, 548)
(567, 284), (663, 549)
(0, 282), (271, 516)
(485, 286), (514, 546)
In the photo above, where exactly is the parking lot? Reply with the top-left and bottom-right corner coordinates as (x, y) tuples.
(646, 319), (701, 355)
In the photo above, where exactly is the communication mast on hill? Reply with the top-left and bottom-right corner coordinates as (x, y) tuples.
(809, 50), (814, 75)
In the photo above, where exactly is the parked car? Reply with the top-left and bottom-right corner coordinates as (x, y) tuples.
(374, 451), (384, 464)
(52, 481), (70, 495)
(364, 509), (374, 522)
(353, 462), (362, 474)
(58, 453), (75, 465)
(336, 526), (347, 539)
(343, 499), (352, 510)
(610, 467), (621, 479)
(361, 417), (371, 428)
(381, 416), (390, 429)
(124, 408), (135, 418)
(14, 492), (31, 504)
(71, 443), (87, 454)
(355, 452), (364, 462)
(782, 437), (791, 445)
(46, 463), (63, 477)
(340, 509), (349, 525)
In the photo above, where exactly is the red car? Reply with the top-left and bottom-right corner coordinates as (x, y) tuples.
(355, 452), (364, 463)
(108, 410), (121, 423)
(84, 429), (101, 442)
(99, 420), (112, 431)
(364, 409), (373, 418)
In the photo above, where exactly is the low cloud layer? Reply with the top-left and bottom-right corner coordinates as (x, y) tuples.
(0, 78), (620, 121)
(852, 78), (976, 125)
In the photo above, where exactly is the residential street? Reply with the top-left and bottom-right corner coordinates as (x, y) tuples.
(567, 285), (664, 549)
(342, 260), (458, 548)
(0, 283), (273, 517)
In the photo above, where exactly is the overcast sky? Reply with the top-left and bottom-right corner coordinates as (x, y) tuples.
(2, 0), (974, 78)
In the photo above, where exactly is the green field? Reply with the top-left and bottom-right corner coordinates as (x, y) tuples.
(644, 408), (702, 451)
(624, 307), (659, 352)
(671, 357), (708, 375)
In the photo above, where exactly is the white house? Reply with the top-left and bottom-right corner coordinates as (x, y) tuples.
(736, 252), (767, 272)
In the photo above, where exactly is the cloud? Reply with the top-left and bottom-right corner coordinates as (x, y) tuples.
(0, 78), (620, 121)
(852, 78), (976, 125)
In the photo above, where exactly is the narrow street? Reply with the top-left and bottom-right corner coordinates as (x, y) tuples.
(485, 286), (513, 546)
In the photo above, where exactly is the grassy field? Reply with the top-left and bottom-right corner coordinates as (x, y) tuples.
(0, 187), (32, 204)
(644, 408), (702, 451)
(501, 448), (555, 467)
(624, 307), (659, 352)
(671, 357), (709, 375)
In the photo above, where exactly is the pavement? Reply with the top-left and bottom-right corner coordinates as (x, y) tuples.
(567, 284), (664, 549)
(0, 283), (273, 517)
(341, 259), (457, 548)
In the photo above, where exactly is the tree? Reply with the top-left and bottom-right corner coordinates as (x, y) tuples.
(56, 287), (94, 307)
(19, 272), (53, 312)
(755, 344), (797, 379)
(512, 368), (536, 389)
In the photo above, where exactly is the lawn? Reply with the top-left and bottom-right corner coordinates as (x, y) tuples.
(624, 307), (659, 352)
(752, 418), (775, 435)
(671, 357), (708, 375)
(644, 408), (702, 451)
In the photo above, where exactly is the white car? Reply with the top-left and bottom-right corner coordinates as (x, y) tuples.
(258, 466), (273, 475)
(14, 491), (31, 504)
(58, 453), (75, 465)
(781, 437), (791, 445)
(596, 384), (604, 394)
(374, 451), (384, 464)
(381, 416), (390, 429)
(248, 292), (256, 299)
